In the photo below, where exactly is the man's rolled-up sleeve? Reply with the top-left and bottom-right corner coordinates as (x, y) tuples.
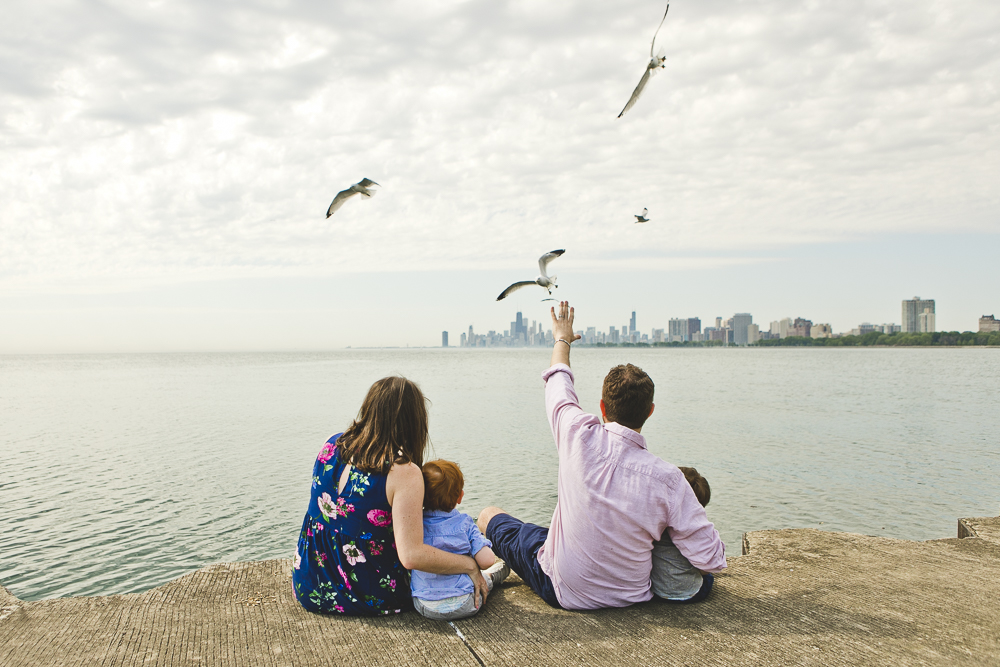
(542, 364), (586, 450)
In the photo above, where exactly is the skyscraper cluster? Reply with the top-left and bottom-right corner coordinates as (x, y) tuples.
(446, 297), (943, 347)
(458, 312), (554, 348)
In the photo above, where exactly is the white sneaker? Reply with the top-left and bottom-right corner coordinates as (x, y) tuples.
(482, 559), (511, 590)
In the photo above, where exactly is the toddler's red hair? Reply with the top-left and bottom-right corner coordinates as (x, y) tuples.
(422, 459), (464, 511)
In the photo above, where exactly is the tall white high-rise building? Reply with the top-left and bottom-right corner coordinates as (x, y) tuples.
(918, 308), (935, 333)
(668, 318), (687, 342)
(770, 318), (793, 339)
(902, 297), (935, 333)
(732, 313), (753, 346)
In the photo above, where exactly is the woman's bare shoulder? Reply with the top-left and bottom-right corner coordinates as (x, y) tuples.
(385, 461), (422, 495)
(387, 461), (421, 476)
(388, 461), (421, 481)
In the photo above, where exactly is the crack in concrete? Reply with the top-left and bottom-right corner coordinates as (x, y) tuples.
(448, 621), (486, 667)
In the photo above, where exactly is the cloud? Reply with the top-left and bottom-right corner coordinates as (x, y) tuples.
(1, 0), (998, 290)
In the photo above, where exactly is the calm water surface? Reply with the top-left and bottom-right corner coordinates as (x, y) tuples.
(1, 348), (998, 601)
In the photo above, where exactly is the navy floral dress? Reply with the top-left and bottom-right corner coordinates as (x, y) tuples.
(292, 434), (411, 615)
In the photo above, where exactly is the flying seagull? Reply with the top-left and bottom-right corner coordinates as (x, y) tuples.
(496, 249), (565, 301)
(618, 3), (670, 118)
(634, 208), (650, 223)
(326, 178), (380, 218)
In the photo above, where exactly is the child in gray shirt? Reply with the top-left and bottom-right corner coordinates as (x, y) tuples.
(651, 466), (715, 602)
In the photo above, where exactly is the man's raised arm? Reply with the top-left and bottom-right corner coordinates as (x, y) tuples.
(543, 302), (593, 445)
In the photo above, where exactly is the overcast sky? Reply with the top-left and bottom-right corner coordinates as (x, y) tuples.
(1, 0), (998, 351)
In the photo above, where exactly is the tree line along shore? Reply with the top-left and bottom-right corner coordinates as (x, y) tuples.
(578, 330), (1000, 348)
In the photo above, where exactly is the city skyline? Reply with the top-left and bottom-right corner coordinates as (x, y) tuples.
(448, 296), (997, 349)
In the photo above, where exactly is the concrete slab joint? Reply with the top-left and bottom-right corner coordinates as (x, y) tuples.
(958, 516), (1000, 544)
(959, 518), (979, 539)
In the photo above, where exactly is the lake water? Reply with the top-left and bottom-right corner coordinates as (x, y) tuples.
(1, 348), (998, 601)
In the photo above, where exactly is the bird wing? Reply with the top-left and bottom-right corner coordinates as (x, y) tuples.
(326, 189), (358, 218)
(496, 281), (537, 301)
(357, 178), (380, 199)
(538, 249), (565, 279)
(642, 208), (648, 215)
(649, 3), (670, 58)
(618, 67), (652, 118)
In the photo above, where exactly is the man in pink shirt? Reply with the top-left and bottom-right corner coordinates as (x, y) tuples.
(478, 301), (726, 610)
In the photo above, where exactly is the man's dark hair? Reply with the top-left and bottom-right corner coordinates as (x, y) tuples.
(601, 363), (654, 430)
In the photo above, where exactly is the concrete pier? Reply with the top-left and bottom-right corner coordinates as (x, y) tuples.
(2, 517), (999, 666)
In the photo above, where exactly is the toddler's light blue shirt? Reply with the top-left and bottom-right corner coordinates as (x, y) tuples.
(410, 509), (492, 601)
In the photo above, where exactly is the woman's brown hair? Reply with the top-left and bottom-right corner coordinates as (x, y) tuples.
(337, 376), (429, 474)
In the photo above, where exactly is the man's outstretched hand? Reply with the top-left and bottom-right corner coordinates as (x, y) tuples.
(550, 301), (581, 367)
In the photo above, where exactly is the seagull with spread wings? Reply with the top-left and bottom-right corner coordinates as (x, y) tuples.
(634, 208), (650, 223)
(618, 3), (671, 118)
(326, 178), (380, 218)
(496, 249), (565, 301)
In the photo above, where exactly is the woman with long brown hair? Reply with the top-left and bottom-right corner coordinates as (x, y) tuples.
(292, 376), (488, 615)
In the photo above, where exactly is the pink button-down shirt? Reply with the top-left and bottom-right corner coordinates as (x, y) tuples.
(536, 364), (726, 610)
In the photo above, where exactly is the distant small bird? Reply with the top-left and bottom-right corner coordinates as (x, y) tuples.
(497, 250), (565, 301)
(618, 3), (670, 118)
(326, 178), (380, 218)
(634, 208), (650, 223)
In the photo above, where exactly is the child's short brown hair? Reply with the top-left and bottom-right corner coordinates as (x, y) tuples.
(678, 466), (710, 507)
(422, 460), (464, 511)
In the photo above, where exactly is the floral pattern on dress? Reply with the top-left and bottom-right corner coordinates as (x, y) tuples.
(343, 543), (367, 565)
(367, 509), (391, 527)
(292, 433), (411, 616)
(317, 493), (355, 522)
(317, 443), (337, 464)
(349, 470), (371, 497)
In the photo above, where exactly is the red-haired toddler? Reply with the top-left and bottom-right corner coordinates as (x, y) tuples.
(410, 460), (510, 620)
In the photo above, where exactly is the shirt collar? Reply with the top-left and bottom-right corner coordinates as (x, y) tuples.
(604, 422), (648, 450)
(424, 508), (460, 519)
